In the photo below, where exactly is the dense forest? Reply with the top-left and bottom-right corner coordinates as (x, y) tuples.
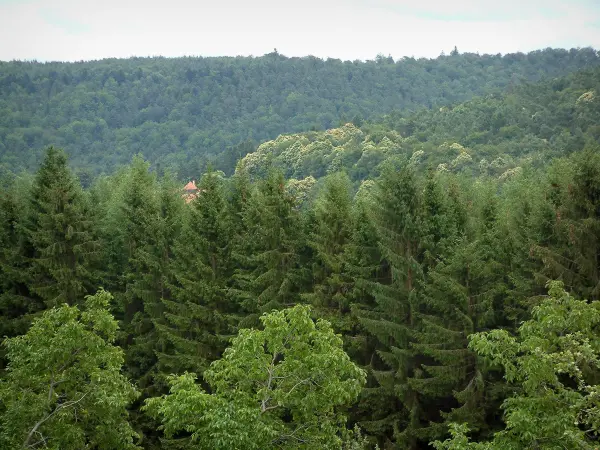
(1, 47), (600, 177)
(2, 49), (600, 449)
(239, 66), (600, 182)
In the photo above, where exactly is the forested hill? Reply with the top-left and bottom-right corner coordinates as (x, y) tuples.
(2, 47), (600, 176)
(239, 65), (600, 181)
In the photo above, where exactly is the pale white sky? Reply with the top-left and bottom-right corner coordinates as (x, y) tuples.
(1, 0), (600, 62)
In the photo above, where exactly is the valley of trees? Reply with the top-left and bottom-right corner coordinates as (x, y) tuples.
(1, 49), (600, 449)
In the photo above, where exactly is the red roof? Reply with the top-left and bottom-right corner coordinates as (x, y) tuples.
(183, 180), (198, 191)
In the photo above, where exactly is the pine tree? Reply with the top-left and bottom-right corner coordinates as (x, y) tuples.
(230, 170), (303, 326)
(356, 163), (424, 448)
(157, 170), (236, 381)
(115, 157), (162, 388)
(343, 183), (389, 439)
(109, 158), (184, 448)
(27, 147), (98, 308)
(0, 175), (43, 369)
(408, 182), (510, 444)
(419, 171), (459, 272)
(303, 172), (353, 332)
(121, 162), (183, 391)
(537, 148), (600, 300)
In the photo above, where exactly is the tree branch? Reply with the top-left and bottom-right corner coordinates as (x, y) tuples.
(24, 392), (89, 448)
(261, 351), (279, 413)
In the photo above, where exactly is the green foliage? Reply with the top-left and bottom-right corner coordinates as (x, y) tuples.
(0, 173), (42, 367)
(431, 423), (489, 450)
(157, 170), (236, 379)
(0, 289), (139, 449)
(4, 52), (600, 450)
(239, 66), (600, 183)
(537, 148), (600, 300)
(432, 281), (600, 449)
(2, 48), (599, 175)
(145, 305), (366, 449)
(28, 147), (98, 307)
(356, 162), (425, 446)
(303, 172), (354, 330)
(230, 170), (304, 325)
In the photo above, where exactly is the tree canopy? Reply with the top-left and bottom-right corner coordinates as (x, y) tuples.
(1, 47), (599, 176)
(145, 305), (366, 450)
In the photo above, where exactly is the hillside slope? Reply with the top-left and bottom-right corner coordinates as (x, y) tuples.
(238, 66), (600, 182)
(1, 47), (599, 176)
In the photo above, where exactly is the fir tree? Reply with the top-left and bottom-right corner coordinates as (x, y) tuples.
(122, 164), (183, 387)
(27, 147), (98, 308)
(357, 163), (424, 448)
(538, 148), (600, 300)
(408, 184), (512, 444)
(157, 170), (235, 381)
(230, 170), (303, 326)
(303, 172), (354, 332)
(0, 175), (43, 368)
(112, 158), (183, 447)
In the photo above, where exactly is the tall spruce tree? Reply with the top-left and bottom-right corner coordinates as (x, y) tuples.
(538, 148), (600, 300)
(230, 170), (303, 326)
(411, 183), (514, 443)
(116, 157), (162, 388)
(110, 158), (184, 448)
(157, 170), (236, 381)
(409, 241), (498, 443)
(27, 147), (98, 308)
(303, 172), (354, 332)
(357, 163), (425, 448)
(0, 175), (43, 369)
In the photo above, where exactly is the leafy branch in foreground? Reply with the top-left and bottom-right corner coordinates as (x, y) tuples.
(0, 289), (140, 450)
(432, 281), (600, 450)
(145, 304), (366, 450)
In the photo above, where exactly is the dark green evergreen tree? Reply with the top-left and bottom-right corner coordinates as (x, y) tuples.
(157, 170), (235, 381)
(303, 172), (353, 331)
(357, 163), (424, 448)
(230, 170), (303, 326)
(111, 158), (183, 447)
(0, 175), (43, 368)
(408, 183), (512, 445)
(27, 147), (98, 308)
(538, 148), (600, 300)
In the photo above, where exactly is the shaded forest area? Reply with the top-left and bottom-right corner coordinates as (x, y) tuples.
(1, 47), (599, 177)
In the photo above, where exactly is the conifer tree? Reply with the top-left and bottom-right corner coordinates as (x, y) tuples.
(115, 157), (162, 388)
(342, 183), (389, 438)
(157, 170), (235, 380)
(303, 172), (353, 332)
(538, 148), (600, 300)
(0, 175), (43, 368)
(27, 147), (98, 308)
(357, 163), (424, 448)
(419, 171), (459, 271)
(230, 170), (303, 326)
(109, 158), (184, 447)
(408, 183), (510, 444)
(120, 162), (183, 389)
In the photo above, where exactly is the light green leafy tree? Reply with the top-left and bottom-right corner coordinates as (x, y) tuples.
(145, 304), (366, 450)
(432, 281), (600, 449)
(0, 289), (139, 450)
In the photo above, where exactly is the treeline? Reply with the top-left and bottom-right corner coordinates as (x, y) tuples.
(1, 47), (600, 176)
(1, 145), (599, 448)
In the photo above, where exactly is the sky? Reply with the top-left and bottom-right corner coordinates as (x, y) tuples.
(1, 0), (600, 62)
